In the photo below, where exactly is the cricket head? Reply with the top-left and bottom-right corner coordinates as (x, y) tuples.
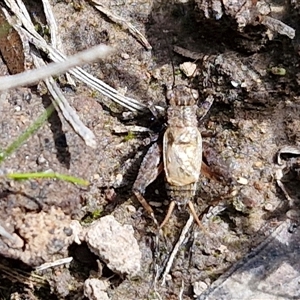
(166, 84), (199, 106)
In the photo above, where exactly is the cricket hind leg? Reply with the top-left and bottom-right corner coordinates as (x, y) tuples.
(159, 201), (176, 229)
(162, 200), (207, 232)
(197, 94), (214, 121)
(188, 201), (207, 233)
(202, 141), (233, 183)
(132, 142), (163, 226)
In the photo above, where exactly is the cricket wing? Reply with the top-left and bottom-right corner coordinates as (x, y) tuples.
(163, 127), (202, 186)
(133, 142), (163, 194)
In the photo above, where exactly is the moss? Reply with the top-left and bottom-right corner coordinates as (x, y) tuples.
(270, 66), (286, 76)
(174, 69), (182, 76)
(123, 131), (135, 142)
(90, 90), (99, 98)
(81, 209), (103, 224)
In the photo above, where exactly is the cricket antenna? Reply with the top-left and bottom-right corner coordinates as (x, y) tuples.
(162, 30), (176, 88)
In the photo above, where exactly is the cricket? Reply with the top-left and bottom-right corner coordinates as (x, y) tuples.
(132, 83), (214, 229)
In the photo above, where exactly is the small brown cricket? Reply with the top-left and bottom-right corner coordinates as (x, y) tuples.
(133, 84), (213, 228)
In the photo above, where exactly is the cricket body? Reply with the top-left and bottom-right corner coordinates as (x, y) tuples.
(133, 84), (204, 228)
(162, 85), (202, 227)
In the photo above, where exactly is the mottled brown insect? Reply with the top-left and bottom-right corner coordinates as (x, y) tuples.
(133, 84), (213, 228)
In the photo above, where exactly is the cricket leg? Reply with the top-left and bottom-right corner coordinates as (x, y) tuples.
(159, 201), (176, 229)
(201, 161), (222, 182)
(132, 142), (163, 225)
(202, 141), (232, 183)
(188, 201), (207, 233)
(197, 94), (214, 121)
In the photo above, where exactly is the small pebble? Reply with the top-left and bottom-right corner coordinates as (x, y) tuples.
(217, 244), (228, 254)
(104, 188), (116, 201)
(84, 278), (110, 300)
(149, 201), (162, 207)
(231, 80), (240, 88)
(93, 173), (100, 180)
(164, 274), (172, 281)
(115, 173), (123, 185)
(263, 203), (273, 211)
(121, 52), (130, 60)
(253, 161), (263, 168)
(193, 281), (208, 296)
(126, 205), (136, 213)
(237, 177), (248, 185)
(260, 127), (266, 134)
(37, 154), (47, 165)
(179, 62), (197, 77)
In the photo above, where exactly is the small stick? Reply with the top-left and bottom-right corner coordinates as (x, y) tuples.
(258, 15), (295, 39)
(35, 257), (73, 271)
(179, 279), (184, 300)
(33, 54), (97, 148)
(0, 44), (114, 91)
(153, 264), (163, 300)
(161, 214), (194, 286)
(42, 0), (75, 86)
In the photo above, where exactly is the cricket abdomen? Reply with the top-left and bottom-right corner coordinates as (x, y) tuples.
(165, 182), (198, 206)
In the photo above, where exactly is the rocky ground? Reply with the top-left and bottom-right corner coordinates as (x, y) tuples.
(0, 0), (300, 299)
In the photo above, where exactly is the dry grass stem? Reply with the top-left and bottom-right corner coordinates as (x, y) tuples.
(161, 214), (194, 286)
(35, 257), (73, 271)
(0, 44), (114, 92)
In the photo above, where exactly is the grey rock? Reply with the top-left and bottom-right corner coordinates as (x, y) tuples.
(85, 215), (141, 276)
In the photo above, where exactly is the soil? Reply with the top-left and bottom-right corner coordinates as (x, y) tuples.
(0, 0), (300, 299)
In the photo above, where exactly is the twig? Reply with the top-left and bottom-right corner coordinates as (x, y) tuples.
(153, 264), (163, 300)
(42, 0), (75, 86)
(173, 45), (204, 60)
(42, 0), (60, 50)
(45, 75), (97, 148)
(161, 214), (194, 286)
(0, 44), (114, 91)
(35, 257), (73, 271)
(258, 15), (295, 39)
(33, 49), (97, 148)
(179, 279), (184, 300)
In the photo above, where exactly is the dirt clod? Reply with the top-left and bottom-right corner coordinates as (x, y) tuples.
(85, 215), (141, 276)
(84, 278), (110, 300)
